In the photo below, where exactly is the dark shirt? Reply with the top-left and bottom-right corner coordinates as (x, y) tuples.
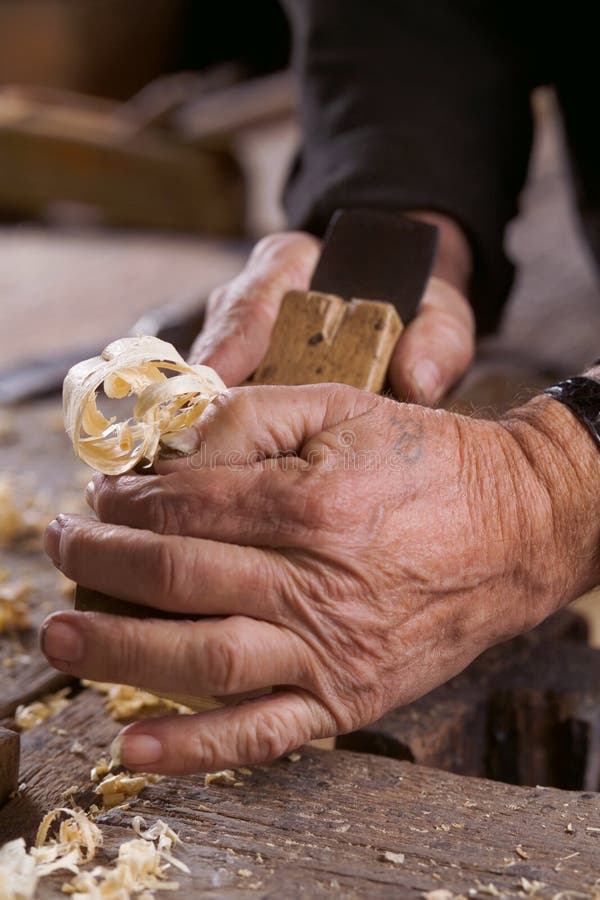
(282, 1), (599, 333)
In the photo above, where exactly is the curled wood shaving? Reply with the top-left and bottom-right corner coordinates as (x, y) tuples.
(14, 687), (72, 731)
(84, 680), (193, 721)
(94, 771), (163, 810)
(0, 580), (32, 634)
(63, 336), (225, 475)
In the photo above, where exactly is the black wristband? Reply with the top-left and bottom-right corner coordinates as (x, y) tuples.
(544, 377), (600, 451)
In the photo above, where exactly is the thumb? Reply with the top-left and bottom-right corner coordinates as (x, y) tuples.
(189, 232), (321, 386)
(389, 277), (475, 405)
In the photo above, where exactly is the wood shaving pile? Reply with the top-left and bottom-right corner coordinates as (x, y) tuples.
(63, 336), (225, 474)
(0, 809), (187, 899)
(64, 816), (189, 896)
(84, 680), (193, 721)
(14, 687), (72, 731)
(0, 579), (32, 634)
(0, 807), (102, 899)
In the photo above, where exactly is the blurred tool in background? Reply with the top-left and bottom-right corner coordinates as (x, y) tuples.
(0, 0), (292, 235)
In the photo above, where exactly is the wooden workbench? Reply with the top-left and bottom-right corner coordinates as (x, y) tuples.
(2, 686), (599, 899)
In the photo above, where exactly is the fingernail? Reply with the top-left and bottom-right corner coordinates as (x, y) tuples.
(43, 517), (65, 566)
(410, 359), (442, 404)
(41, 619), (83, 663)
(85, 480), (95, 509)
(119, 733), (163, 767)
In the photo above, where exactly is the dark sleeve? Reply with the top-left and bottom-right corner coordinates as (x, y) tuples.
(281, 0), (537, 333)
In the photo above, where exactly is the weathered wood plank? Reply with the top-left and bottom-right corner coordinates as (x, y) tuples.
(1, 688), (599, 898)
(0, 727), (19, 805)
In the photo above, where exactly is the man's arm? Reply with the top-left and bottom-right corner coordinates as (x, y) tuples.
(190, 2), (536, 403)
(283, 0), (537, 334)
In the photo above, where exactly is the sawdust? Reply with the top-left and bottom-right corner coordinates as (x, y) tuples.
(84, 680), (193, 721)
(0, 475), (47, 549)
(14, 687), (72, 731)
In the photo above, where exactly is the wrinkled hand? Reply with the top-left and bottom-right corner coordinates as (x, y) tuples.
(40, 385), (593, 775)
(190, 228), (475, 405)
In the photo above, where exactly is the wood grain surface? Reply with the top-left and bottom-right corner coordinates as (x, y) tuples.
(254, 290), (402, 392)
(1, 687), (599, 899)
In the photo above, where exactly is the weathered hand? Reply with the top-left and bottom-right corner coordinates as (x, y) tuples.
(41, 385), (598, 774)
(190, 224), (475, 405)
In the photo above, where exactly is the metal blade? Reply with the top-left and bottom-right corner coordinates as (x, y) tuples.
(310, 209), (438, 322)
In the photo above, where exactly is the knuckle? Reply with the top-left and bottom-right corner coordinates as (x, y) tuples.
(136, 479), (190, 535)
(92, 477), (114, 521)
(206, 625), (246, 694)
(137, 485), (170, 534)
(106, 617), (144, 681)
(206, 285), (228, 315)
(194, 732), (222, 773)
(301, 482), (334, 529)
(249, 231), (320, 283)
(210, 387), (252, 425)
(152, 540), (181, 604)
(250, 232), (303, 263)
(242, 710), (290, 762)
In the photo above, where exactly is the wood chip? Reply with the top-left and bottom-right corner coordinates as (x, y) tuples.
(204, 770), (238, 787)
(94, 772), (162, 810)
(379, 850), (405, 865)
(14, 688), (72, 731)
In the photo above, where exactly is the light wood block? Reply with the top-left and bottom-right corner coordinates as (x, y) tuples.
(254, 290), (403, 392)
